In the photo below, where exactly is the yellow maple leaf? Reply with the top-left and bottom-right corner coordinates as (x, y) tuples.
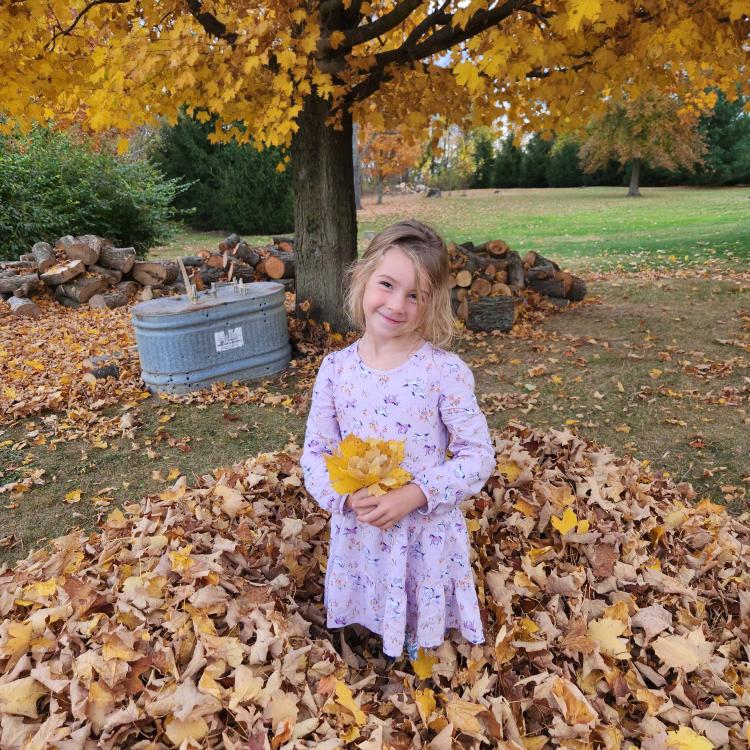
(666, 726), (713, 750)
(445, 698), (485, 734)
(164, 715), (209, 745)
(415, 688), (437, 724)
(65, 489), (82, 504)
(551, 507), (578, 535)
(587, 617), (631, 659)
(0, 621), (32, 667)
(498, 461), (522, 481)
(169, 545), (194, 573)
(0, 676), (47, 718)
(334, 679), (366, 725)
(24, 359), (45, 372)
(411, 647), (438, 679)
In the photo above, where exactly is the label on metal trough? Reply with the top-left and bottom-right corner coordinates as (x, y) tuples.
(214, 327), (244, 352)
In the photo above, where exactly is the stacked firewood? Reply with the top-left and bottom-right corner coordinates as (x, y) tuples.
(186, 234), (295, 292)
(0, 235), (181, 317)
(447, 239), (586, 331)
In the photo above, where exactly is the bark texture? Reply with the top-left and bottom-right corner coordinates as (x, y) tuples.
(292, 94), (357, 332)
(628, 158), (642, 197)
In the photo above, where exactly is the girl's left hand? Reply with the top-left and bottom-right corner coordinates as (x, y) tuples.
(355, 484), (427, 530)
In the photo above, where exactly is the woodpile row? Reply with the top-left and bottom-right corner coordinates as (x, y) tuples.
(187, 233), (296, 293)
(0, 233), (297, 318)
(447, 239), (587, 332)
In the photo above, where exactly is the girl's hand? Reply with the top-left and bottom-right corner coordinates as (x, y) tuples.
(346, 487), (376, 513)
(355, 484), (427, 530)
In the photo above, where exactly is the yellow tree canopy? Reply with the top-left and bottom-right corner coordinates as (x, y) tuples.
(2, 0), (748, 147)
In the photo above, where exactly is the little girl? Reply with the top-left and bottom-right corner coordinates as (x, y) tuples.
(301, 219), (495, 660)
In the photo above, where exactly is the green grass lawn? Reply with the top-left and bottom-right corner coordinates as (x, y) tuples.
(355, 186), (750, 270)
(152, 186), (750, 271)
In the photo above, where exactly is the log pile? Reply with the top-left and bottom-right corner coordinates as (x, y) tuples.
(185, 233), (296, 292)
(0, 235), (177, 317)
(447, 239), (587, 332)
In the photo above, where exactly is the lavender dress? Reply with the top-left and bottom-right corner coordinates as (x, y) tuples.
(301, 341), (495, 657)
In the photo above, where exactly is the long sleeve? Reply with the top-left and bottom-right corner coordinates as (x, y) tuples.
(301, 353), (348, 514)
(411, 357), (495, 515)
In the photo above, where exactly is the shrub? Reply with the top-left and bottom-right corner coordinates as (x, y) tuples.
(153, 114), (294, 235)
(0, 126), (184, 260)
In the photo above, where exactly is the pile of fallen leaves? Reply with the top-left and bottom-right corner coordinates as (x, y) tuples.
(2, 423), (749, 748)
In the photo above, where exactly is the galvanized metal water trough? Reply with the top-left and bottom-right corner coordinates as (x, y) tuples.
(132, 280), (291, 393)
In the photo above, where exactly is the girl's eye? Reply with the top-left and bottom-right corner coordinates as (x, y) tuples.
(379, 281), (392, 289)
(408, 293), (418, 301)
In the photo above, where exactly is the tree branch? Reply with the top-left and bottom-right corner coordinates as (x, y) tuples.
(185, 0), (238, 45)
(349, 0), (531, 102)
(46, 0), (130, 51)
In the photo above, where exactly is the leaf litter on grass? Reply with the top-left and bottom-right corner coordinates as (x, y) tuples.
(1, 423), (749, 748)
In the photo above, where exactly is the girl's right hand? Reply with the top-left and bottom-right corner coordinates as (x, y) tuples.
(346, 487), (375, 512)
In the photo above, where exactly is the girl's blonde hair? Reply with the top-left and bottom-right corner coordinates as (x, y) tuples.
(344, 219), (455, 349)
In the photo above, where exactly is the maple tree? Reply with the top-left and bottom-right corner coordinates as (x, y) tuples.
(2, 1), (748, 328)
(359, 125), (422, 202)
(579, 89), (710, 196)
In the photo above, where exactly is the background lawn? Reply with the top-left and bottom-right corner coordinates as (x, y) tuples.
(153, 185), (750, 270)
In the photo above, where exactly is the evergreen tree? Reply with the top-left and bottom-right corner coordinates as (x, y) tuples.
(154, 113), (293, 234)
(493, 135), (521, 188)
(689, 91), (750, 185)
(519, 134), (553, 187)
(469, 128), (495, 188)
(545, 139), (584, 187)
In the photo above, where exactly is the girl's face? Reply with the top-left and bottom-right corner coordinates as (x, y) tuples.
(361, 247), (425, 343)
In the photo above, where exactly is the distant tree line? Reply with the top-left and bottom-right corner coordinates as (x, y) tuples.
(469, 92), (750, 190)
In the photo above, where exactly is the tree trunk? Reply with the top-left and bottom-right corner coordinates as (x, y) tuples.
(292, 94), (357, 332)
(628, 158), (641, 197)
(353, 122), (363, 211)
(376, 176), (384, 205)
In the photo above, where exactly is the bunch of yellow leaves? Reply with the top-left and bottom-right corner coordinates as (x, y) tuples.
(325, 435), (412, 496)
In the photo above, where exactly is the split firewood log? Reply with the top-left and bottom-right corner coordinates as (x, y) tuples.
(455, 295), (518, 332)
(31, 242), (56, 272)
(0, 273), (40, 294)
(475, 239), (509, 257)
(470, 277), (492, 297)
(98, 246), (136, 274)
(276, 241), (294, 254)
(453, 288), (468, 302)
(8, 297), (42, 318)
(54, 290), (81, 308)
(545, 297), (571, 308)
(115, 280), (140, 298)
(181, 256), (203, 268)
(554, 271), (574, 297)
(89, 265), (122, 285)
(526, 277), (567, 298)
(89, 292), (129, 310)
(57, 276), (108, 303)
(130, 261), (178, 286)
(264, 250), (295, 280)
(494, 270), (508, 284)
(233, 243), (261, 267)
(56, 234), (102, 266)
(231, 265), (257, 283)
(506, 251), (525, 289)
(567, 276), (587, 301)
(218, 234), (242, 253)
(195, 267), (225, 286)
(204, 254), (228, 269)
(13, 278), (42, 298)
(40, 259), (84, 286)
(455, 270), (473, 288)
(491, 282), (513, 296)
